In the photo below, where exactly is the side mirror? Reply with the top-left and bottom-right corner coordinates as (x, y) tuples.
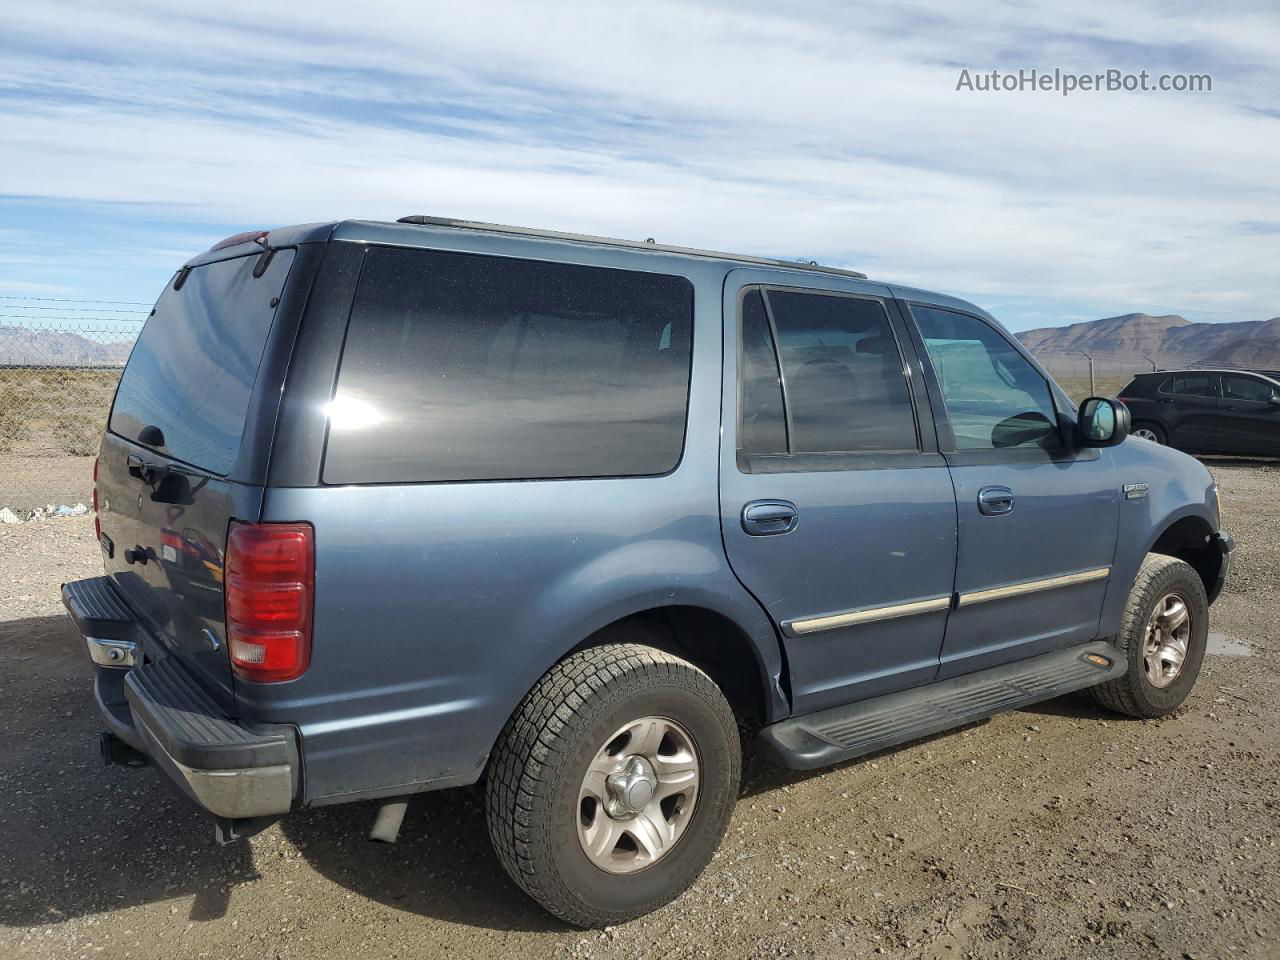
(1078, 397), (1130, 447)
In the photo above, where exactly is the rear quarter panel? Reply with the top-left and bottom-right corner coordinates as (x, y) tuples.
(248, 247), (785, 805)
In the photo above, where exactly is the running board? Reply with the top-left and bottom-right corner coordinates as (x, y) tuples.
(757, 641), (1124, 770)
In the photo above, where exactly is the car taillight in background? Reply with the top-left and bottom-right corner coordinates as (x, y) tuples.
(225, 521), (314, 683)
(92, 456), (101, 541)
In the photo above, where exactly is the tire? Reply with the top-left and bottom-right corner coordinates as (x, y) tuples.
(1092, 553), (1208, 718)
(485, 643), (741, 927)
(1131, 422), (1166, 444)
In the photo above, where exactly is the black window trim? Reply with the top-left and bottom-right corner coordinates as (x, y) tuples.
(734, 283), (942, 475)
(900, 299), (1100, 466)
(319, 242), (698, 487)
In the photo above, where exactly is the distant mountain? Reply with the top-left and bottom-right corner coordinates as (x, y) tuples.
(1017, 313), (1280, 369)
(0, 325), (135, 366)
(1198, 318), (1280, 369)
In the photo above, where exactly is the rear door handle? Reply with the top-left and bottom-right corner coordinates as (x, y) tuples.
(741, 500), (799, 536)
(977, 486), (1015, 516)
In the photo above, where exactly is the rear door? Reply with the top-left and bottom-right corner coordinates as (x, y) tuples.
(1158, 373), (1221, 450)
(904, 302), (1119, 678)
(98, 248), (297, 711)
(1217, 374), (1280, 455)
(719, 272), (958, 714)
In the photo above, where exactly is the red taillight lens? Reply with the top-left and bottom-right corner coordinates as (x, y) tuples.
(92, 456), (101, 541)
(225, 521), (314, 683)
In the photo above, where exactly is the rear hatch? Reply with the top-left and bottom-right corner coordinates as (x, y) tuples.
(97, 247), (297, 713)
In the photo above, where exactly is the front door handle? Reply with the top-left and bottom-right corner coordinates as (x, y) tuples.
(742, 500), (799, 536)
(977, 486), (1015, 516)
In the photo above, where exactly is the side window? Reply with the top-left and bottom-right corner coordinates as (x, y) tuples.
(764, 290), (919, 453)
(913, 305), (1061, 451)
(1161, 374), (1217, 398)
(324, 247), (694, 484)
(739, 290), (788, 456)
(1222, 375), (1274, 402)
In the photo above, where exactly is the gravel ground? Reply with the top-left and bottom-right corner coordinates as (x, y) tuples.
(1, 461), (1277, 960)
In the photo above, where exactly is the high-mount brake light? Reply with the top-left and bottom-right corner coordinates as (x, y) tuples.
(225, 522), (314, 683)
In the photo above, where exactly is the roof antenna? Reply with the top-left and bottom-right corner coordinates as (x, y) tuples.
(645, 237), (656, 244)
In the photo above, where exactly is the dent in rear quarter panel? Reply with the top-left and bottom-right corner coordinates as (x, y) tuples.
(242, 261), (786, 805)
(1098, 439), (1218, 635)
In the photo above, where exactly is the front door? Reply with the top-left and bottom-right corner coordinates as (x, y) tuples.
(1217, 374), (1280, 456)
(905, 303), (1120, 679)
(718, 272), (958, 714)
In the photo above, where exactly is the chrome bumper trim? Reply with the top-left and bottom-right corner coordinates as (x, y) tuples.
(84, 636), (138, 668)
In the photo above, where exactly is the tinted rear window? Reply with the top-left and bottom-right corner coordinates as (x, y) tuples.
(323, 247), (694, 484)
(110, 250), (295, 474)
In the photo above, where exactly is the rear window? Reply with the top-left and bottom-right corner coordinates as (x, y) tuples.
(323, 247), (694, 484)
(110, 250), (295, 474)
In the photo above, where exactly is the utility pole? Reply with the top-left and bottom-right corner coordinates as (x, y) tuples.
(1078, 351), (1096, 396)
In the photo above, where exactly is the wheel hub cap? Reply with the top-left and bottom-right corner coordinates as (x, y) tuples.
(1143, 591), (1191, 688)
(604, 756), (657, 818)
(577, 716), (700, 874)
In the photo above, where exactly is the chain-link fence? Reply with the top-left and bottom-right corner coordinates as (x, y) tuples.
(0, 299), (145, 521)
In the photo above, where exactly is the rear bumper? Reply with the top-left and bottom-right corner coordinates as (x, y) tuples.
(63, 577), (299, 820)
(1208, 531), (1234, 605)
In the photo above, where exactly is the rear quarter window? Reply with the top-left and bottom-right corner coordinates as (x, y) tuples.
(110, 250), (295, 474)
(323, 247), (694, 484)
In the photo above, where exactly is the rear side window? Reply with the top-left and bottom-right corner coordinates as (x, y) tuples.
(738, 287), (919, 457)
(1160, 374), (1217, 398)
(324, 247), (694, 484)
(110, 250), (295, 474)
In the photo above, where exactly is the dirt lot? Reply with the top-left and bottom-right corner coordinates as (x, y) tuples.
(1, 462), (1277, 960)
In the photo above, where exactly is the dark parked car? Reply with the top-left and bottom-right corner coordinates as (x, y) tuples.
(1119, 369), (1280, 455)
(64, 217), (1231, 926)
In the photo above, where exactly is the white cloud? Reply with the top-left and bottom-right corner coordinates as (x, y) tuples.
(1, 0), (1277, 327)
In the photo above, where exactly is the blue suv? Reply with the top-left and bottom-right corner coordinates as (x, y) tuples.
(64, 216), (1232, 926)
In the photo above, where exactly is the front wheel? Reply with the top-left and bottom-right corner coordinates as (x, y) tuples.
(1093, 553), (1208, 718)
(485, 644), (741, 927)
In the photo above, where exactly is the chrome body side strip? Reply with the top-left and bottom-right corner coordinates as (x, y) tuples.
(957, 566), (1110, 608)
(786, 596), (952, 637)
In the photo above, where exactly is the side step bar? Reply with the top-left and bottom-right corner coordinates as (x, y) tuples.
(757, 641), (1124, 770)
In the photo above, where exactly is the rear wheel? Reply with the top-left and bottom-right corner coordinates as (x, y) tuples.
(1092, 554), (1207, 718)
(486, 644), (741, 927)
(1131, 422), (1166, 444)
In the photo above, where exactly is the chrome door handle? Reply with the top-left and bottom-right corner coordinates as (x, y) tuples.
(977, 486), (1015, 516)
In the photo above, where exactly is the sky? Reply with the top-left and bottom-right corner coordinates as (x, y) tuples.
(1, 0), (1277, 333)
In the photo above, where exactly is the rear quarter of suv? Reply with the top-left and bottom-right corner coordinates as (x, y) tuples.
(64, 217), (1231, 927)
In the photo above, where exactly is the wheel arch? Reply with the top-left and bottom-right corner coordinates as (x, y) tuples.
(1146, 513), (1221, 600)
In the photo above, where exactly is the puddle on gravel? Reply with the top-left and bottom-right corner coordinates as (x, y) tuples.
(1207, 632), (1257, 657)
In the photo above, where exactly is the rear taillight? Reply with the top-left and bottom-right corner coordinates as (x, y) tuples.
(225, 521), (314, 683)
(92, 456), (100, 541)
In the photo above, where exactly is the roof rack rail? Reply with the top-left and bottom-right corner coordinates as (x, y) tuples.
(394, 215), (868, 280)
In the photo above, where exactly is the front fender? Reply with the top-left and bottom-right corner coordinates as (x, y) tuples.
(1100, 440), (1219, 634)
